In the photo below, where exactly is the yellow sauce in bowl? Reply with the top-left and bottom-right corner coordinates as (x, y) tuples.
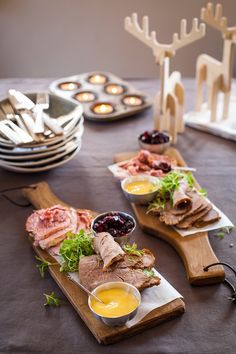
(90, 288), (139, 318)
(125, 180), (155, 195)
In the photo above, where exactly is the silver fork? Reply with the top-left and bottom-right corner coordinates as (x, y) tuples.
(34, 93), (48, 134)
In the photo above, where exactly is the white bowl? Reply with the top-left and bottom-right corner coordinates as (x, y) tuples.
(138, 134), (171, 153)
(121, 175), (159, 205)
(88, 281), (141, 327)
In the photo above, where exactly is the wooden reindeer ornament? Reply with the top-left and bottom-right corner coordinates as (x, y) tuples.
(196, 2), (236, 122)
(125, 13), (205, 143)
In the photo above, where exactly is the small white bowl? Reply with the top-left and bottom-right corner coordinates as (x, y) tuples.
(138, 134), (172, 154)
(88, 281), (141, 327)
(121, 175), (159, 205)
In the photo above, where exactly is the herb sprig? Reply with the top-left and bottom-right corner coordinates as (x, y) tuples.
(123, 243), (143, 256)
(214, 226), (234, 239)
(43, 292), (60, 307)
(35, 256), (58, 278)
(148, 171), (195, 212)
(143, 269), (157, 277)
(59, 229), (94, 272)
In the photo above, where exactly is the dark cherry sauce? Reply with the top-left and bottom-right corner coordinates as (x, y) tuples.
(93, 212), (134, 237)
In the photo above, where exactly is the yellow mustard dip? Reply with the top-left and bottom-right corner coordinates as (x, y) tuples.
(125, 180), (155, 195)
(90, 288), (139, 318)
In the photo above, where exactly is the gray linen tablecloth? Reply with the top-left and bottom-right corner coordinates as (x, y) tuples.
(0, 78), (235, 354)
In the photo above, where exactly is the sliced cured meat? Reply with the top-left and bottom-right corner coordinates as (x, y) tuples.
(26, 205), (92, 250)
(116, 150), (176, 178)
(76, 209), (93, 232)
(176, 203), (212, 229)
(194, 209), (221, 228)
(79, 255), (160, 292)
(93, 232), (125, 270)
(26, 205), (72, 243)
(38, 208), (77, 249)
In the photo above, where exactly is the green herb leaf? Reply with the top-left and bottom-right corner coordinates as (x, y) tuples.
(214, 226), (234, 239)
(148, 171), (197, 212)
(123, 243), (143, 256)
(198, 188), (207, 197)
(35, 256), (57, 278)
(215, 232), (225, 239)
(59, 229), (94, 272)
(43, 292), (60, 307)
(143, 269), (156, 277)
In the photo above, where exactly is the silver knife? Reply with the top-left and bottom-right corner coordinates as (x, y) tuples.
(8, 89), (40, 141)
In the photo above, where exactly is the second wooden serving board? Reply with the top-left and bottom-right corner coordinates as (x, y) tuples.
(114, 147), (225, 286)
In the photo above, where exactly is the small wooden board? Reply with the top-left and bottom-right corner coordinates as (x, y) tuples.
(114, 147), (225, 286)
(22, 181), (185, 345)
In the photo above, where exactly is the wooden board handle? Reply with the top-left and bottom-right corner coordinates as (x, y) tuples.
(22, 181), (69, 209)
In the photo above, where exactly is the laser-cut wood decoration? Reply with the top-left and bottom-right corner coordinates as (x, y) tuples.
(125, 13), (205, 143)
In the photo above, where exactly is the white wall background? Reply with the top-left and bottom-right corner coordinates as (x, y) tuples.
(0, 0), (235, 78)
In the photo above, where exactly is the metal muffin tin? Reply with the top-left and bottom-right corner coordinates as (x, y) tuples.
(49, 72), (152, 122)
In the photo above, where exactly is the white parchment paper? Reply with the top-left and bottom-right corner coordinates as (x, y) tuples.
(67, 268), (183, 328)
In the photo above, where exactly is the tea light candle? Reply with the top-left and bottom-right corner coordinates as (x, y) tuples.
(88, 74), (108, 84)
(122, 95), (144, 106)
(92, 102), (114, 115)
(74, 91), (96, 103)
(58, 82), (80, 91)
(105, 83), (125, 95)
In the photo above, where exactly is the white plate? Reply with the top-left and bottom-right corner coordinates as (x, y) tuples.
(0, 137), (81, 161)
(0, 124), (84, 157)
(0, 142), (81, 173)
(0, 139), (80, 167)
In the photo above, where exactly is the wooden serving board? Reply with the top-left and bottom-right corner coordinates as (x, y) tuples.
(22, 181), (185, 345)
(114, 147), (225, 286)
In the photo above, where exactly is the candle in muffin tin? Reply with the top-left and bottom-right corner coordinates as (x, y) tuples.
(122, 95), (143, 106)
(92, 103), (114, 115)
(105, 83), (125, 95)
(74, 91), (96, 103)
(58, 82), (80, 91)
(88, 74), (108, 84)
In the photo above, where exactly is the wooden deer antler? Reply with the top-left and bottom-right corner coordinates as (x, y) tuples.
(201, 2), (236, 39)
(125, 13), (205, 64)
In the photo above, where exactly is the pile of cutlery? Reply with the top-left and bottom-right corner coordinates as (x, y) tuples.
(0, 90), (84, 173)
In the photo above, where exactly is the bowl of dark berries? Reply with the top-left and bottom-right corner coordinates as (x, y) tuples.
(91, 211), (136, 245)
(138, 130), (171, 153)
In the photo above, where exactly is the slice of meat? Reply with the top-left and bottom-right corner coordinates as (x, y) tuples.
(172, 180), (192, 213)
(79, 255), (160, 292)
(115, 249), (155, 270)
(39, 209), (77, 249)
(76, 209), (93, 232)
(26, 205), (72, 243)
(159, 190), (206, 226)
(93, 232), (125, 270)
(194, 209), (221, 228)
(176, 203), (212, 229)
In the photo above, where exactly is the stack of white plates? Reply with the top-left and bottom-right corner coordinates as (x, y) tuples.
(0, 94), (84, 173)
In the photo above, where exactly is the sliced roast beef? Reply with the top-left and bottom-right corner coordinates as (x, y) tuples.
(93, 232), (125, 270)
(194, 209), (221, 228)
(159, 190), (206, 226)
(172, 180), (192, 213)
(79, 255), (160, 292)
(176, 203), (212, 229)
(115, 249), (155, 270)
